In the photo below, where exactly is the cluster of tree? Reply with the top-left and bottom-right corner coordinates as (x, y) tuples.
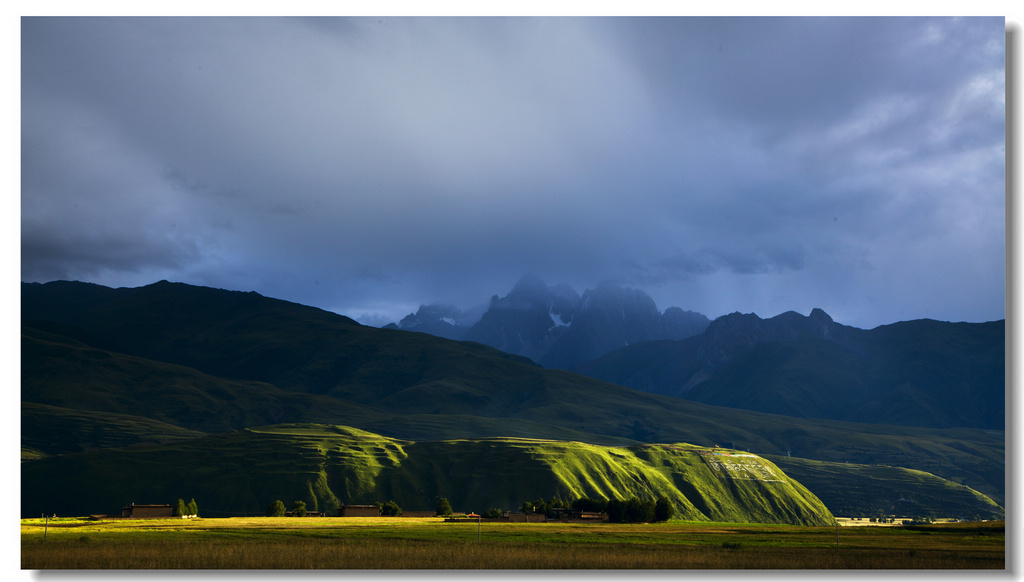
(174, 498), (198, 517)
(520, 495), (568, 517)
(519, 495), (674, 523)
(606, 497), (674, 523)
(379, 500), (402, 517)
(901, 517), (933, 526)
(435, 498), (453, 517)
(265, 500), (309, 517)
(258, 493), (675, 522)
(264, 498), (404, 517)
(571, 497), (609, 512)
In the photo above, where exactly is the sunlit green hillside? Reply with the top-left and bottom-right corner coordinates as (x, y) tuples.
(21, 423), (834, 525)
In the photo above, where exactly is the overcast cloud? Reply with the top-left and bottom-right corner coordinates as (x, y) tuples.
(21, 16), (1006, 329)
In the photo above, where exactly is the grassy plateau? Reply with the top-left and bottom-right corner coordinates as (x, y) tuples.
(20, 516), (1004, 569)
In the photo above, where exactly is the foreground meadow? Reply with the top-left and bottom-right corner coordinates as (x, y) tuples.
(21, 516), (1004, 569)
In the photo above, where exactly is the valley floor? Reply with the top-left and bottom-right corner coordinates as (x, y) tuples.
(21, 516), (1004, 570)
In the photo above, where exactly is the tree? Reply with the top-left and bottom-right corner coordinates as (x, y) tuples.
(380, 500), (402, 517)
(266, 500), (287, 517)
(174, 498), (187, 517)
(187, 498), (198, 517)
(606, 499), (625, 523)
(530, 497), (550, 516)
(435, 498), (453, 517)
(617, 497), (655, 523)
(571, 497), (608, 513)
(640, 499), (656, 523)
(483, 508), (503, 518)
(292, 500), (307, 517)
(654, 496), (674, 522)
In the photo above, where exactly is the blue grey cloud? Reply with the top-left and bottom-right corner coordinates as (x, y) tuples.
(20, 16), (1006, 329)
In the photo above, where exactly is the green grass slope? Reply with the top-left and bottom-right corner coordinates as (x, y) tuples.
(21, 423), (833, 525)
(766, 455), (1004, 521)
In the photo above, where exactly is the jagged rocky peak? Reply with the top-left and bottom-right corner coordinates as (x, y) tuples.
(548, 283), (580, 326)
(708, 311), (765, 330)
(704, 311), (769, 346)
(408, 274), (712, 370)
(550, 281), (578, 298)
(809, 307), (834, 326)
(491, 274), (582, 316)
(706, 308), (839, 346)
(767, 308), (839, 340)
(808, 307), (837, 339)
(660, 306), (711, 337)
(398, 303), (463, 329)
(509, 272), (549, 297)
(579, 280), (658, 316)
(495, 273), (558, 311)
(392, 302), (486, 341)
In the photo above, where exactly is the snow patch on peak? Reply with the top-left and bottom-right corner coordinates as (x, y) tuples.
(549, 309), (571, 329)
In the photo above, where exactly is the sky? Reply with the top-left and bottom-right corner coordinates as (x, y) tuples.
(19, 16), (1008, 330)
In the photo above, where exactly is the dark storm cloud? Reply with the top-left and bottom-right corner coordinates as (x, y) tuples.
(20, 16), (1005, 329)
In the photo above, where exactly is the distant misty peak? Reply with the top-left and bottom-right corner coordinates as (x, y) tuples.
(508, 272), (550, 298)
(491, 273), (576, 313)
(398, 303), (460, 327)
(549, 281), (579, 301)
(380, 273), (712, 370)
(390, 301), (487, 341)
(579, 280), (659, 315)
(463, 274), (711, 370)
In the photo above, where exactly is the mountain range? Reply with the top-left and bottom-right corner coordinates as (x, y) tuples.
(386, 274), (711, 369)
(385, 274), (1004, 431)
(574, 309), (1004, 431)
(20, 280), (1004, 521)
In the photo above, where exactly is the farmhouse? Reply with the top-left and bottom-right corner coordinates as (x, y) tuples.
(339, 504), (380, 517)
(507, 512), (545, 522)
(400, 510), (436, 518)
(549, 508), (607, 521)
(121, 503), (175, 518)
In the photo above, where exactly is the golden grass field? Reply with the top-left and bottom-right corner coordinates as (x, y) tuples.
(21, 516), (1004, 570)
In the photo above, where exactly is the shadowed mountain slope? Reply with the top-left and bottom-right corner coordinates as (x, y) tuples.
(574, 309), (1004, 430)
